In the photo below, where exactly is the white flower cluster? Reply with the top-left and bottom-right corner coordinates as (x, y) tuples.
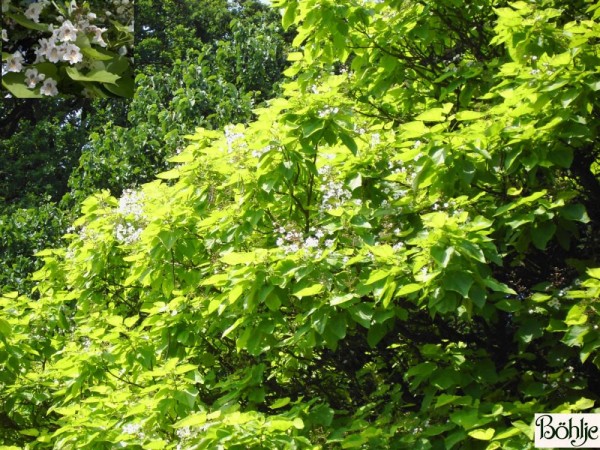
(81, 337), (91, 350)
(318, 105), (339, 118)
(382, 156), (414, 202)
(118, 189), (145, 220)
(431, 201), (450, 211)
(115, 189), (146, 245)
(122, 422), (144, 437)
(317, 164), (331, 176)
(381, 183), (408, 202)
(176, 427), (192, 439)
(122, 422), (140, 434)
(224, 125), (245, 153)
(442, 53), (463, 67)
(77, 225), (99, 242)
(24, 0), (48, 22)
(392, 241), (404, 251)
(547, 298), (560, 309)
(37, 17), (105, 66)
(107, 0), (132, 18)
(388, 161), (408, 175)
(174, 424), (210, 450)
(251, 145), (271, 159)
(115, 223), (143, 245)
(371, 133), (381, 147)
(319, 180), (352, 213)
(353, 123), (366, 135)
(275, 225), (334, 256)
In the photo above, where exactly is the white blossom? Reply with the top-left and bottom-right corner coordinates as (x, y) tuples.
(24, 2), (45, 22)
(122, 423), (142, 435)
(115, 223), (143, 245)
(114, 190), (146, 244)
(40, 78), (58, 96)
(118, 189), (145, 220)
(6, 52), (24, 72)
(319, 180), (352, 212)
(354, 124), (366, 135)
(90, 26), (108, 47)
(304, 237), (319, 248)
(57, 20), (78, 42)
(392, 242), (404, 251)
(318, 165), (331, 176)
(62, 43), (83, 64)
(36, 38), (51, 57)
(24, 68), (44, 88)
(176, 427), (192, 439)
(1, 29), (7, 42)
(46, 44), (65, 63)
(67, 0), (78, 14)
(318, 105), (339, 118)
(371, 133), (381, 147)
(224, 125), (245, 153)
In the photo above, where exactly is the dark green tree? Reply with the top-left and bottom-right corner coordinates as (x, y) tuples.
(67, 0), (291, 203)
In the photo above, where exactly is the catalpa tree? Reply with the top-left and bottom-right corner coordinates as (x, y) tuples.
(1, 0), (600, 448)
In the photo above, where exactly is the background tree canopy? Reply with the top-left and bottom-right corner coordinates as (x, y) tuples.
(1, 0), (600, 448)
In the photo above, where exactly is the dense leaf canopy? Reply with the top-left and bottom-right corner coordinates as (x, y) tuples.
(1, 0), (600, 448)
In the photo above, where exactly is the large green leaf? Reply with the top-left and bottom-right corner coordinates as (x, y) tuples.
(293, 283), (324, 298)
(1, 73), (43, 98)
(79, 46), (115, 61)
(0, 318), (11, 337)
(444, 271), (473, 298)
(6, 12), (49, 31)
(65, 67), (121, 85)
